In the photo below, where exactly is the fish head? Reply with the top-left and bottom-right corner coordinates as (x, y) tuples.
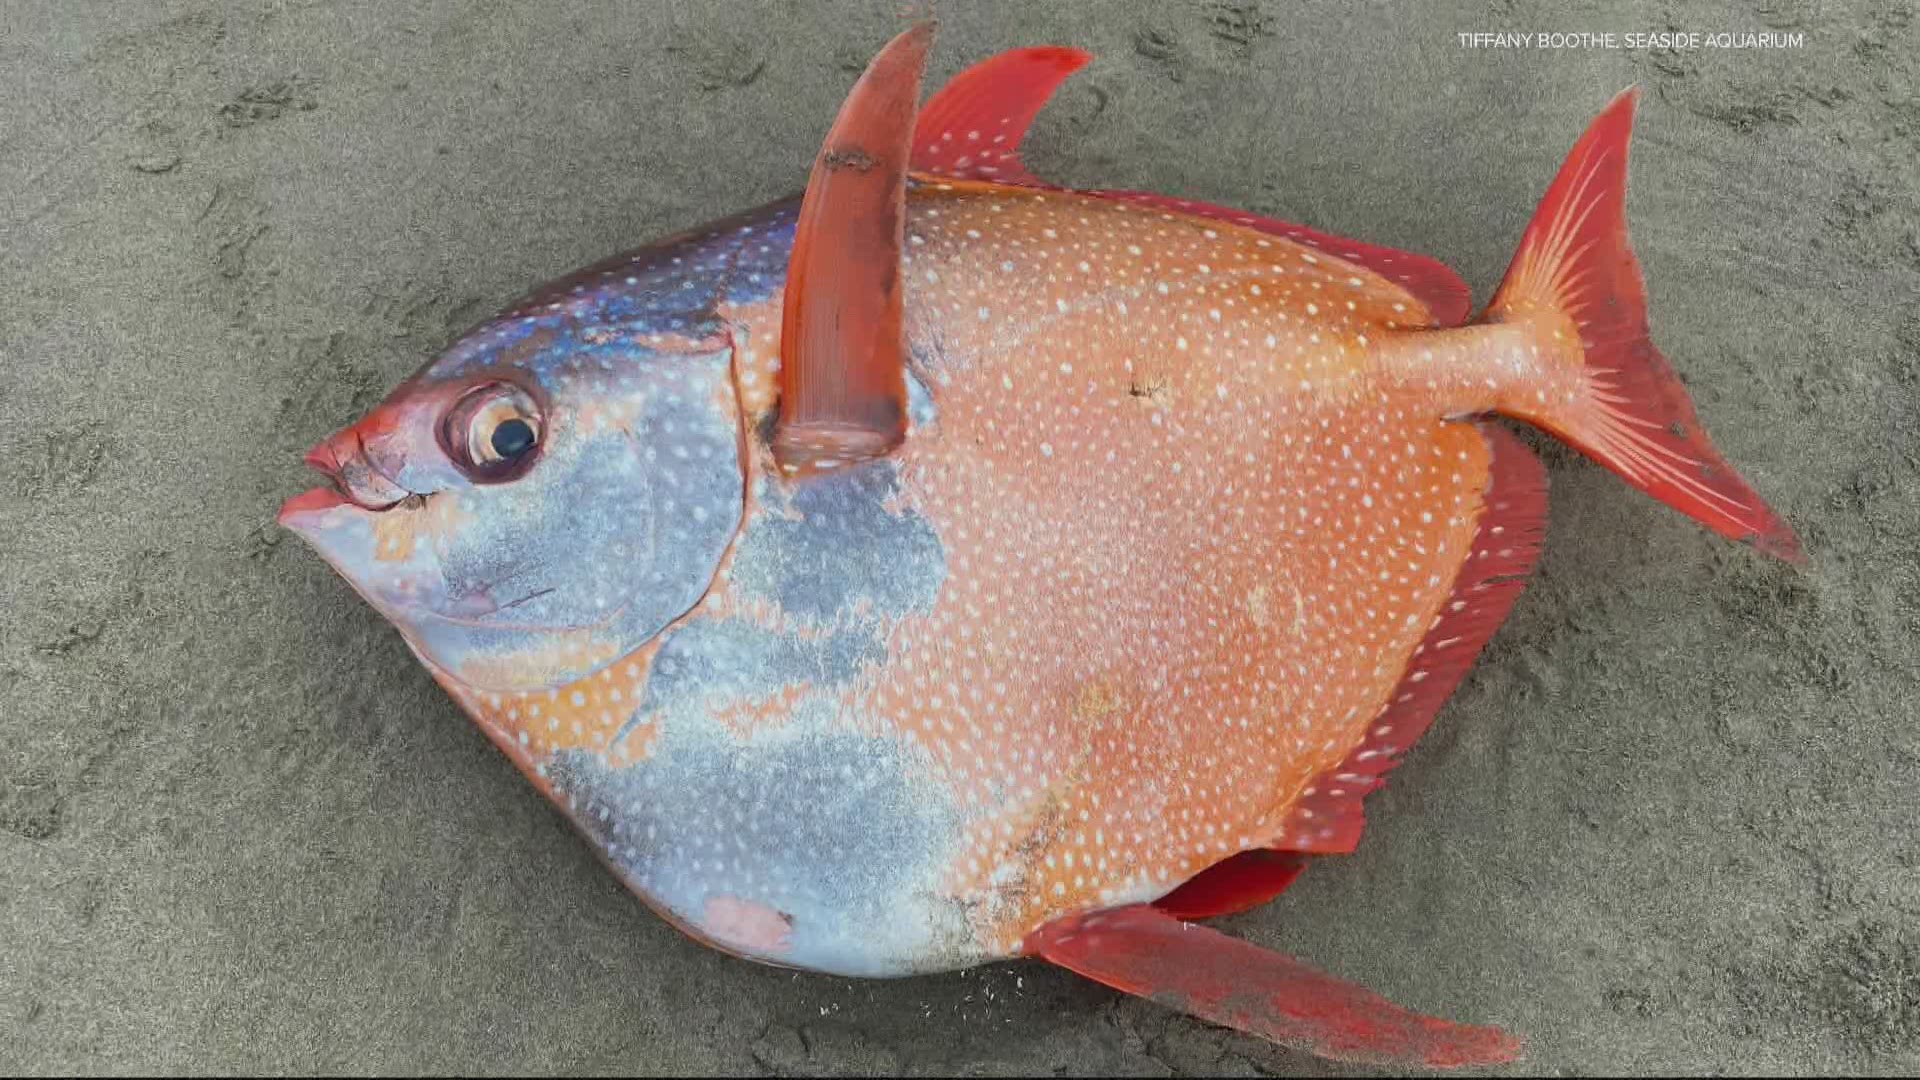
(279, 315), (745, 693)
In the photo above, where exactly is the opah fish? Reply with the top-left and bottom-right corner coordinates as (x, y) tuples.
(280, 25), (1802, 1069)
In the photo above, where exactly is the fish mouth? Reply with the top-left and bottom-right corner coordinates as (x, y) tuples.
(278, 484), (353, 525)
(279, 434), (415, 528)
(277, 478), (399, 531)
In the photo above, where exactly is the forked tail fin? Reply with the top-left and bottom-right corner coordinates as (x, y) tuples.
(1481, 88), (1804, 564)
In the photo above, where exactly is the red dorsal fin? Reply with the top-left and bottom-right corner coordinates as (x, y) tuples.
(1025, 905), (1522, 1069)
(1278, 425), (1548, 855)
(774, 22), (933, 475)
(907, 45), (1471, 326)
(1084, 189), (1474, 327)
(1153, 849), (1308, 921)
(911, 46), (1091, 184)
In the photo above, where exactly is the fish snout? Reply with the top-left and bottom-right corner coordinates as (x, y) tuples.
(299, 408), (422, 512)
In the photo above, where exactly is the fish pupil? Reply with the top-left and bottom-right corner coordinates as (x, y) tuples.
(492, 418), (536, 459)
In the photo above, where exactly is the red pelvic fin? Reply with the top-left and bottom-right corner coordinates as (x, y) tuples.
(774, 22), (934, 475)
(1084, 189), (1474, 327)
(1025, 905), (1523, 1069)
(1481, 88), (1803, 563)
(1153, 849), (1309, 921)
(911, 45), (1092, 184)
(1278, 425), (1548, 855)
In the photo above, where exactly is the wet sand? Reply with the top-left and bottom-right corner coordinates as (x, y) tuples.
(5, 0), (1917, 1074)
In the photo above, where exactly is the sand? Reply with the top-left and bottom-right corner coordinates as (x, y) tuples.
(4, 0), (1917, 1074)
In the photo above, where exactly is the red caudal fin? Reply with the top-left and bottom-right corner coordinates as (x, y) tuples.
(1025, 906), (1523, 1069)
(1276, 426), (1546, 854)
(912, 45), (1091, 184)
(1481, 88), (1803, 563)
(1153, 849), (1309, 921)
(774, 22), (933, 475)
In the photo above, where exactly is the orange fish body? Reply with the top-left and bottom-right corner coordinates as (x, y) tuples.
(281, 31), (1801, 1070)
(742, 179), (1532, 951)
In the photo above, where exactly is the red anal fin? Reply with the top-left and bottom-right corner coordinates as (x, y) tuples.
(1026, 905), (1522, 1069)
(1153, 849), (1308, 921)
(774, 23), (934, 476)
(911, 45), (1092, 184)
(1085, 189), (1474, 327)
(1279, 425), (1548, 855)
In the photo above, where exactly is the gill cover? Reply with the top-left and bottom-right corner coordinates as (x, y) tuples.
(287, 315), (745, 693)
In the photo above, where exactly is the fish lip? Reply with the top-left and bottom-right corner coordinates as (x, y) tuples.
(303, 438), (343, 476)
(278, 485), (351, 527)
(278, 477), (405, 525)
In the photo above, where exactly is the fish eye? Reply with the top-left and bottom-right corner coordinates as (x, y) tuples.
(443, 382), (542, 481)
(491, 418), (536, 459)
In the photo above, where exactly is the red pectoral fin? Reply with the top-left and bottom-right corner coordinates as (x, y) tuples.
(774, 22), (933, 475)
(1025, 906), (1522, 1070)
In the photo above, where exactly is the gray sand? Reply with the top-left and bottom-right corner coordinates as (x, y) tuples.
(4, 1), (1916, 1074)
